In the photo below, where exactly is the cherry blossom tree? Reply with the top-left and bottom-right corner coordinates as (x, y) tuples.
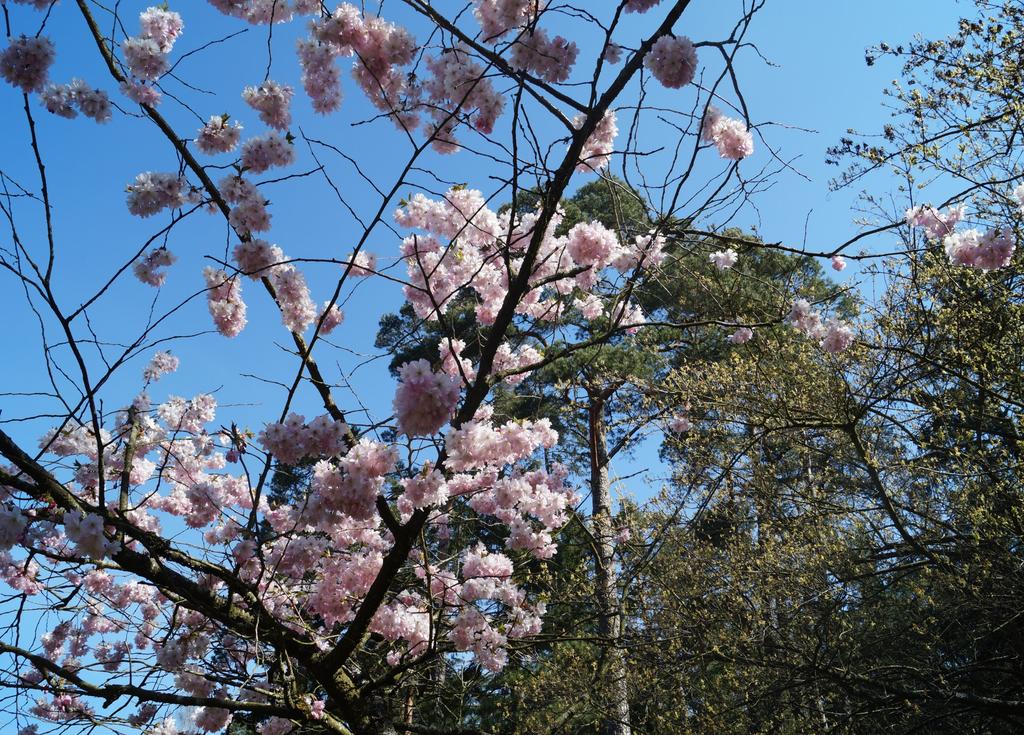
(0, 1), (992, 734)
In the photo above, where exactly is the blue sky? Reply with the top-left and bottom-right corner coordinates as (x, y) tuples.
(0, 1), (967, 501)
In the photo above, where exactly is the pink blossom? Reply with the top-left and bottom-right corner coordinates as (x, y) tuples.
(0, 36), (55, 93)
(1012, 183), (1024, 210)
(439, 338), (476, 383)
(701, 106), (753, 160)
(234, 239), (284, 277)
(41, 79), (111, 122)
(139, 7), (184, 54)
(510, 28), (578, 84)
(120, 80), (162, 106)
(400, 470), (449, 510)
(821, 319), (855, 353)
(268, 263), (317, 333)
(474, 0), (545, 40)
(421, 50), (503, 152)
(346, 250), (377, 276)
(64, 511), (116, 559)
(143, 351), (180, 381)
(905, 204), (964, 239)
(122, 37), (168, 81)
(393, 359), (461, 437)
(126, 172), (188, 217)
(603, 43), (623, 64)
(259, 413), (349, 463)
(40, 83), (76, 118)
(317, 302), (345, 335)
(133, 248), (176, 287)
(240, 132), (295, 173)
(576, 110), (618, 172)
(493, 343), (542, 385)
(611, 232), (666, 272)
(196, 114), (242, 154)
(221, 175), (271, 235)
(709, 248), (738, 270)
(625, 0), (661, 12)
(729, 327), (753, 344)
(645, 35), (697, 89)
(0, 506), (27, 550)
(242, 80), (294, 130)
(575, 294), (604, 319)
(668, 414), (691, 433)
(787, 298), (825, 339)
(157, 393), (217, 433)
(296, 39), (342, 114)
(203, 267), (247, 337)
(831, 255), (847, 271)
(566, 220), (620, 277)
(943, 228), (1015, 271)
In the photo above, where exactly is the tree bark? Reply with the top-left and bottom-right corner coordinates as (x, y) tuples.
(588, 392), (632, 735)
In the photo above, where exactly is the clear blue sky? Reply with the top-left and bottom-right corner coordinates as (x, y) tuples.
(0, 1), (966, 500)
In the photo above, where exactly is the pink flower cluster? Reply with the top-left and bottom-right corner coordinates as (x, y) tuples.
(310, 438), (397, 519)
(209, 0), (302, 25)
(221, 175), (271, 235)
(120, 79), (162, 107)
(126, 172), (189, 218)
(232, 239), (317, 333)
(40, 79), (111, 122)
(668, 414), (692, 433)
(143, 351), (180, 381)
(393, 359), (461, 437)
(576, 110), (618, 172)
(240, 132), (295, 173)
(243, 80), (294, 130)
(645, 35), (697, 89)
(196, 114), (242, 154)
(423, 47), (505, 153)
(625, 0), (662, 12)
(905, 204), (964, 239)
(906, 204), (1015, 270)
(121, 6), (183, 82)
(0, 506), (27, 550)
(133, 247), (176, 287)
(943, 228), (1015, 271)
(0, 36), (55, 93)
(493, 343), (543, 385)
(701, 106), (754, 160)
(310, 4), (418, 127)
(297, 39), (343, 114)
(510, 28), (578, 84)
(121, 38), (166, 82)
(831, 255), (847, 271)
(203, 267), (248, 337)
(473, 0), (545, 40)
(710, 248), (738, 270)
(140, 6), (185, 53)
(729, 327), (753, 344)
(259, 413), (350, 464)
(317, 302), (345, 335)
(64, 511), (117, 560)
(444, 414), (558, 471)
(345, 250), (376, 276)
(788, 299), (855, 353)
(395, 186), (663, 328)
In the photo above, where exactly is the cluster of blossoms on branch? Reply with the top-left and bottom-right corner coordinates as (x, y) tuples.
(0, 2), (819, 733)
(906, 202), (1018, 271)
(701, 105), (754, 160)
(40, 79), (111, 123)
(788, 298), (855, 353)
